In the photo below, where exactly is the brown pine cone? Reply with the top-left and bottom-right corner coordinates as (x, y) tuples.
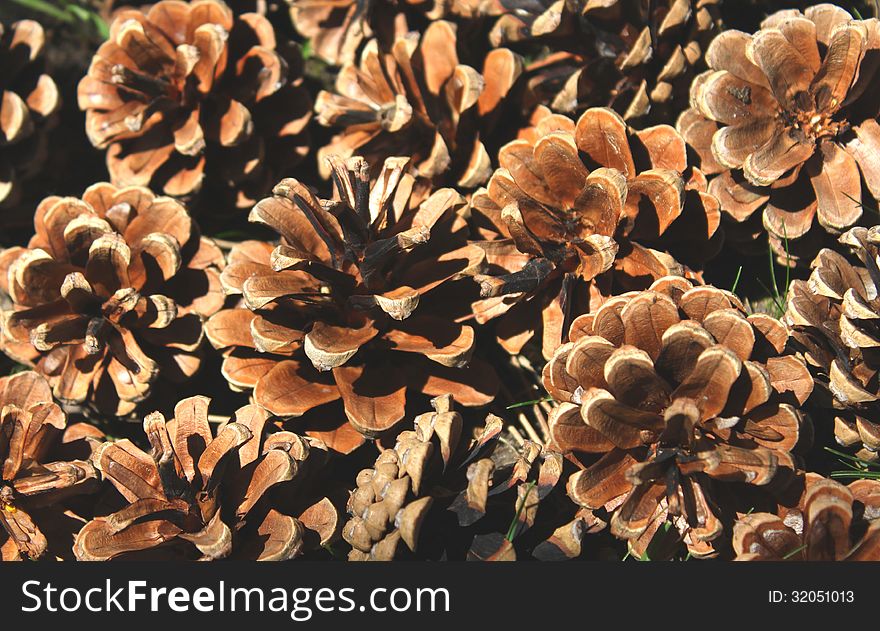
(289, 0), (501, 67)
(1, 371), (99, 561)
(343, 395), (573, 560)
(470, 106), (722, 360)
(496, 0), (720, 126)
(786, 226), (880, 461)
(542, 276), (814, 557)
(205, 156), (498, 452)
(314, 22), (523, 189)
(733, 475), (880, 560)
(74, 396), (333, 560)
(78, 0), (312, 209)
(0, 183), (224, 416)
(0, 20), (60, 210)
(290, 0), (414, 67)
(679, 4), (880, 263)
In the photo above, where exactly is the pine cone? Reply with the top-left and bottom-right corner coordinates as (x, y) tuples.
(733, 475), (880, 560)
(786, 226), (880, 461)
(0, 371), (99, 561)
(543, 276), (814, 557)
(496, 0), (720, 125)
(74, 396), (331, 560)
(78, 0), (312, 209)
(289, 0), (413, 66)
(205, 156), (498, 452)
(0, 183), (224, 416)
(314, 22), (523, 188)
(343, 395), (572, 560)
(679, 4), (880, 263)
(470, 106), (722, 360)
(289, 0), (501, 66)
(0, 20), (60, 210)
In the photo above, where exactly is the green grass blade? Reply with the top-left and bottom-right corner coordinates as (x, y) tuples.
(730, 265), (743, 294)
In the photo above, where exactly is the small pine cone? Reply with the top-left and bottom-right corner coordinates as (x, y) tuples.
(0, 183), (224, 416)
(205, 156), (498, 451)
(74, 396), (330, 561)
(678, 5), (880, 264)
(343, 395), (574, 560)
(470, 106), (722, 360)
(0, 20), (60, 210)
(314, 23), (523, 189)
(496, 0), (720, 126)
(78, 0), (311, 209)
(543, 276), (814, 557)
(786, 226), (880, 461)
(0, 371), (99, 561)
(733, 475), (880, 561)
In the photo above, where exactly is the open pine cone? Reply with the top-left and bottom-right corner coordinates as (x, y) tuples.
(470, 106), (722, 360)
(786, 226), (880, 461)
(205, 156), (498, 452)
(0, 20), (59, 211)
(542, 276), (814, 557)
(1, 371), (99, 561)
(0, 183), (224, 416)
(733, 475), (880, 560)
(343, 395), (575, 560)
(314, 21), (523, 188)
(78, 0), (311, 209)
(289, 0), (414, 66)
(289, 0), (496, 66)
(678, 4), (880, 263)
(496, 0), (720, 125)
(74, 396), (332, 560)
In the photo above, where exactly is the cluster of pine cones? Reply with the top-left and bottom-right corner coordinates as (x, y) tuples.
(1, 0), (880, 562)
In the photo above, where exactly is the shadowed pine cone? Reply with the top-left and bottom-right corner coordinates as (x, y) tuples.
(78, 0), (312, 209)
(678, 4), (880, 263)
(0, 183), (224, 416)
(733, 475), (880, 560)
(786, 226), (880, 461)
(289, 0), (502, 67)
(74, 396), (333, 560)
(1, 371), (99, 561)
(470, 106), (722, 360)
(205, 156), (498, 453)
(0, 20), (60, 211)
(289, 0), (415, 67)
(343, 395), (573, 560)
(314, 22), (523, 189)
(542, 276), (814, 557)
(494, 0), (721, 126)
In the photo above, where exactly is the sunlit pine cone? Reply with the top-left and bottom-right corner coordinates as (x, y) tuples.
(0, 183), (224, 416)
(74, 396), (332, 560)
(314, 22), (524, 189)
(494, 0), (720, 126)
(786, 226), (880, 461)
(679, 4), (880, 264)
(542, 276), (814, 557)
(205, 156), (498, 453)
(78, 0), (312, 210)
(0, 20), (60, 211)
(470, 106), (722, 361)
(733, 475), (880, 560)
(0, 371), (99, 561)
